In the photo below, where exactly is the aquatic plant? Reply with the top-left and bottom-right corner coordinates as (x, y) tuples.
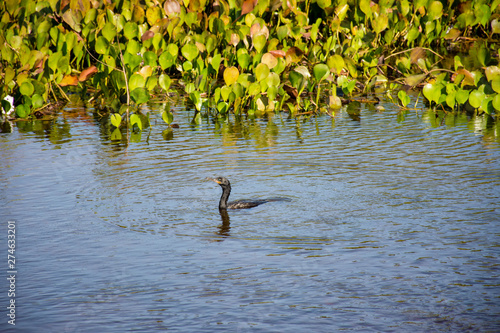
(0, 0), (498, 131)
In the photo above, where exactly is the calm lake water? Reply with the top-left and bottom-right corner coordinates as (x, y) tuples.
(1, 98), (499, 332)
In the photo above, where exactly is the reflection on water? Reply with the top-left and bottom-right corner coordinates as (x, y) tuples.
(1, 98), (499, 332)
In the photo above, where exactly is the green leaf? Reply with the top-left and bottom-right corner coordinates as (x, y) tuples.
(129, 73), (146, 91)
(110, 113), (122, 127)
(492, 94), (500, 111)
(159, 74), (171, 91)
(143, 51), (157, 67)
(422, 83), (441, 104)
(252, 34), (267, 53)
(181, 43), (199, 62)
(427, 1), (443, 20)
(255, 63), (270, 82)
(468, 90), (485, 109)
(102, 22), (116, 42)
(124, 22), (138, 40)
(32, 94), (44, 109)
(15, 104), (28, 118)
(397, 90), (410, 107)
(455, 89), (470, 104)
(130, 113), (142, 130)
(130, 88), (149, 105)
(313, 64), (330, 83)
(189, 91), (202, 111)
(20, 80), (34, 96)
(95, 36), (109, 54)
(162, 110), (173, 124)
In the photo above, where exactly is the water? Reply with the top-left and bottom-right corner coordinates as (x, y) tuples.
(1, 100), (499, 332)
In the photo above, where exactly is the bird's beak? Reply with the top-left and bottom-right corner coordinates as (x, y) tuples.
(206, 177), (221, 184)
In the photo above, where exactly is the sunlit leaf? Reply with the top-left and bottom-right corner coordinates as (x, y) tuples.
(59, 75), (79, 86)
(241, 0), (257, 15)
(468, 90), (485, 109)
(223, 66), (240, 86)
(398, 90), (411, 107)
(124, 22), (139, 40)
(255, 63), (270, 81)
(162, 110), (173, 124)
(159, 73), (171, 91)
(261, 53), (278, 69)
(20, 80), (34, 96)
(181, 43), (199, 62)
(313, 64), (330, 82)
(110, 113), (122, 127)
(129, 73), (146, 91)
(427, 1), (443, 20)
(130, 113), (143, 130)
(95, 36), (109, 54)
(79, 66), (98, 82)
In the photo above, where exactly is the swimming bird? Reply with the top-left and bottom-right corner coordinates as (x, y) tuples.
(207, 177), (277, 210)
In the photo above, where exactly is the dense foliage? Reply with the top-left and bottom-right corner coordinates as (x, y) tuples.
(0, 0), (499, 130)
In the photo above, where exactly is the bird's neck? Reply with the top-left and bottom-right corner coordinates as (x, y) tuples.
(219, 186), (231, 210)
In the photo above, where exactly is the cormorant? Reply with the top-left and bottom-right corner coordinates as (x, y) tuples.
(207, 177), (275, 210)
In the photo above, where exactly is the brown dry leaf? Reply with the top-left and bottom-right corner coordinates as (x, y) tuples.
(269, 50), (286, 58)
(283, 84), (298, 99)
(455, 69), (475, 86)
(79, 66), (98, 82)
(410, 47), (426, 64)
(60, 75), (79, 86)
(164, 0), (181, 17)
(141, 30), (154, 42)
(241, 0), (257, 15)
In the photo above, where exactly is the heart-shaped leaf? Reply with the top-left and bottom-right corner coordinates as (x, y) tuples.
(223, 66), (239, 86)
(111, 113), (122, 127)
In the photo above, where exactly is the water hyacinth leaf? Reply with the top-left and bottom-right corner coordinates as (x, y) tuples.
(143, 51), (157, 67)
(491, 80), (500, 94)
(397, 90), (410, 107)
(59, 75), (79, 86)
(237, 52), (251, 70)
(267, 85), (278, 100)
(129, 73), (146, 91)
(220, 86), (231, 101)
(492, 19), (500, 34)
(32, 94), (44, 109)
(477, 46), (490, 67)
(15, 104), (28, 118)
(20, 80), (34, 96)
(102, 22), (116, 41)
(159, 52), (175, 70)
(372, 14), (388, 33)
(190, 91), (202, 111)
(131, 88), (149, 105)
(289, 71), (305, 90)
(162, 110), (173, 124)
(261, 53), (278, 69)
(223, 67), (239, 86)
(110, 113), (122, 127)
(428, 1), (443, 20)
(255, 63), (270, 82)
(252, 34), (267, 53)
(327, 55), (344, 75)
(217, 101), (228, 114)
(422, 83), (441, 104)
(130, 113), (142, 130)
(159, 74), (171, 91)
(492, 94), (500, 111)
(181, 43), (199, 62)
(455, 89), (470, 104)
(273, 58), (286, 74)
(294, 66), (311, 78)
(468, 90), (485, 109)
(95, 36), (109, 54)
(404, 74), (427, 87)
(445, 92), (456, 108)
(232, 83), (244, 98)
(79, 66), (98, 82)
(313, 64), (330, 82)
(266, 72), (280, 88)
(124, 22), (139, 40)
